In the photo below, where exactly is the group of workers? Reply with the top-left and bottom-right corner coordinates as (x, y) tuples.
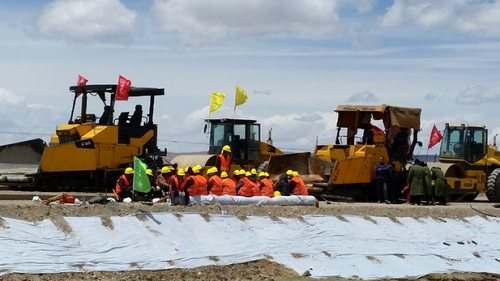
(113, 145), (308, 203)
(374, 157), (448, 205)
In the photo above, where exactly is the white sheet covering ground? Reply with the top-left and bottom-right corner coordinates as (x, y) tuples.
(1, 214), (499, 279)
(189, 195), (317, 205)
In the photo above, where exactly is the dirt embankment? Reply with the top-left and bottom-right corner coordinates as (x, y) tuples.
(1, 260), (499, 281)
(0, 201), (499, 222)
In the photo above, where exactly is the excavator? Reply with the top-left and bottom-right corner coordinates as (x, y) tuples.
(268, 104), (422, 201)
(0, 84), (165, 191)
(429, 123), (500, 202)
(170, 117), (283, 171)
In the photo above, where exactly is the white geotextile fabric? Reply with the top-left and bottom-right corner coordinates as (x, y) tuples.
(189, 195), (317, 205)
(1, 214), (500, 279)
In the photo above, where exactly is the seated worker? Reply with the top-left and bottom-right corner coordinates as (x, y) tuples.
(249, 168), (261, 196)
(146, 168), (164, 199)
(207, 167), (223, 195)
(290, 171), (308, 196)
(156, 166), (173, 194)
(216, 145), (232, 172)
(276, 170), (293, 196)
(221, 171), (237, 195)
(259, 172), (274, 197)
(129, 104), (143, 127)
(237, 170), (258, 197)
(114, 167), (134, 201)
(175, 168), (188, 205)
(183, 165), (208, 197)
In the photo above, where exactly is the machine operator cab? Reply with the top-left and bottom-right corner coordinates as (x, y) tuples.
(439, 123), (487, 163)
(204, 118), (262, 165)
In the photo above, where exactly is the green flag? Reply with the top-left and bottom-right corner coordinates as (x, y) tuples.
(133, 156), (151, 193)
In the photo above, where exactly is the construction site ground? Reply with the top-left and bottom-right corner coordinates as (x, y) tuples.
(1, 194), (500, 281)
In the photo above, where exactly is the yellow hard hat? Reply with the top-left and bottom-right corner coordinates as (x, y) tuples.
(207, 167), (218, 174)
(161, 166), (172, 174)
(222, 145), (232, 153)
(245, 171), (252, 177)
(264, 172), (270, 177)
(250, 168), (257, 175)
(146, 169), (153, 176)
(177, 168), (186, 176)
(220, 171), (229, 178)
(192, 165), (202, 173)
(292, 171), (299, 177)
(239, 169), (246, 176)
(258, 172), (266, 178)
(286, 170), (294, 176)
(125, 167), (134, 175)
(233, 170), (240, 176)
(274, 191), (281, 197)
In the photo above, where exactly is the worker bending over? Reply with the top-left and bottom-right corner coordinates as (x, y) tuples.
(216, 145), (232, 172)
(207, 167), (224, 195)
(114, 167), (134, 201)
(221, 171), (237, 195)
(259, 172), (274, 197)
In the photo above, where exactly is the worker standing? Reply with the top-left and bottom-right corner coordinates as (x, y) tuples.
(176, 168), (188, 205)
(407, 160), (431, 205)
(422, 163), (433, 205)
(221, 171), (237, 195)
(290, 171), (308, 196)
(259, 172), (274, 197)
(237, 170), (256, 197)
(114, 167), (134, 202)
(374, 157), (392, 203)
(431, 166), (448, 205)
(207, 167), (224, 195)
(216, 145), (232, 172)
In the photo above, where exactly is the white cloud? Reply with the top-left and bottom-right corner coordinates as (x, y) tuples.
(346, 91), (379, 103)
(0, 88), (24, 105)
(37, 0), (136, 39)
(152, 0), (339, 43)
(382, 0), (500, 37)
(455, 85), (500, 105)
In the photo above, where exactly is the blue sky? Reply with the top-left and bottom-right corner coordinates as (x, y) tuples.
(1, 0), (500, 153)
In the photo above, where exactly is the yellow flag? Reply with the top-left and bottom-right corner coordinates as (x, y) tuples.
(209, 92), (225, 113)
(235, 85), (248, 108)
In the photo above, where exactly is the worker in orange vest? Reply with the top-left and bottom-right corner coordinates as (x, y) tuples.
(221, 171), (237, 195)
(114, 167), (134, 202)
(175, 168), (188, 205)
(249, 168), (261, 196)
(259, 172), (274, 197)
(290, 171), (308, 196)
(207, 167), (224, 195)
(237, 170), (257, 197)
(156, 166), (173, 194)
(216, 145), (232, 172)
(183, 165), (208, 197)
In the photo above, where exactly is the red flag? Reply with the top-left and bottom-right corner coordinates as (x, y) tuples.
(76, 74), (88, 96)
(428, 124), (443, 149)
(116, 75), (131, 101)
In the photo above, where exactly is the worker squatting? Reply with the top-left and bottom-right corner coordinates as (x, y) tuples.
(113, 145), (308, 204)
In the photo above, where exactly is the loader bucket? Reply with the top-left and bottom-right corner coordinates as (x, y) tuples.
(0, 138), (46, 164)
(268, 152), (332, 179)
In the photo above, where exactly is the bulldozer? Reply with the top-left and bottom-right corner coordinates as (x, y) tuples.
(429, 123), (500, 202)
(268, 104), (422, 201)
(0, 84), (165, 191)
(170, 118), (283, 170)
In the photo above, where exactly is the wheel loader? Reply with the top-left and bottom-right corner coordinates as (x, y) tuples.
(170, 118), (283, 171)
(268, 104), (422, 201)
(429, 123), (500, 202)
(0, 84), (165, 191)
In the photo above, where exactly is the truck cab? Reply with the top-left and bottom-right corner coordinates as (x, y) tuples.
(439, 123), (488, 164)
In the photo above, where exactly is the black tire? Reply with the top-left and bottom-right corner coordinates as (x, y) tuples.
(486, 168), (500, 202)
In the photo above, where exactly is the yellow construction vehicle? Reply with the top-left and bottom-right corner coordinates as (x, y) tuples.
(170, 118), (283, 170)
(430, 123), (500, 202)
(269, 104), (422, 201)
(0, 84), (165, 191)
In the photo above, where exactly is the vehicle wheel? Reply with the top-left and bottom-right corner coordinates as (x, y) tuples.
(486, 168), (500, 202)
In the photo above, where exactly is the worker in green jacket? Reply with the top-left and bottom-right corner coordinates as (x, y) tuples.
(431, 167), (448, 205)
(408, 160), (431, 205)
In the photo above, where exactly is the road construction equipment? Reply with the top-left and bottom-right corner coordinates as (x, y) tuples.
(0, 84), (165, 191)
(430, 123), (500, 202)
(269, 104), (421, 201)
(171, 118), (283, 171)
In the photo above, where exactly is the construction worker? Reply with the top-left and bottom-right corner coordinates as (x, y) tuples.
(156, 166), (172, 194)
(221, 171), (237, 195)
(431, 166), (448, 205)
(216, 145), (232, 172)
(176, 168), (188, 205)
(207, 167), (223, 195)
(144, 168), (161, 200)
(184, 165), (208, 197)
(236, 170), (254, 197)
(277, 170), (294, 196)
(249, 168), (261, 196)
(374, 157), (392, 203)
(408, 160), (431, 205)
(114, 167), (134, 202)
(290, 171), (308, 196)
(259, 172), (274, 197)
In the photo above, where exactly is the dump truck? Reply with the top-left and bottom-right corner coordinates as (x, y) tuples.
(430, 123), (500, 202)
(0, 84), (165, 191)
(268, 104), (422, 201)
(171, 118), (283, 171)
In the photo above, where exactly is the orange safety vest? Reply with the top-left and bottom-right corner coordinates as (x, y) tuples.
(291, 176), (308, 196)
(222, 178), (237, 196)
(208, 175), (224, 195)
(238, 177), (256, 197)
(260, 178), (274, 197)
(168, 175), (180, 192)
(192, 174), (208, 195)
(114, 174), (131, 194)
(218, 154), (232, 172)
